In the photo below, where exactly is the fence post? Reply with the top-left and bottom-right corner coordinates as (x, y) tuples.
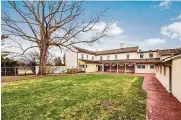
(15, 67), (16, 76)
(25, 67), (26, 76)
(5, 67), (6, 76)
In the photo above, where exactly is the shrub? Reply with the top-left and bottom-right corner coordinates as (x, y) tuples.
(1, 57), (18, 76)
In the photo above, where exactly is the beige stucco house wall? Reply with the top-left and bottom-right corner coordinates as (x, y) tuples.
(171, 57), (181, 103)
(135, 64), (155, 73)
(65, 51), (78, 69)
(78, 60), (98, 72)
(85, 64), (98, 73)
(155, 66), (170, 92)
(138, 51), (159, 59)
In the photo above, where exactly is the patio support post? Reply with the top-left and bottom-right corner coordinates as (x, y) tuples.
(117, 63), (118, 73)
(102, 64), (104, 72)
(125, 63), (127, 73)
(110, 63), (111, 73)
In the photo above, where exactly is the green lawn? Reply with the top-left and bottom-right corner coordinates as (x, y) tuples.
(2, 74), (146, 120)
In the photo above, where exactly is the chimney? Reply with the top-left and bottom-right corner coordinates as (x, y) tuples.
(120, 43), (124, 48)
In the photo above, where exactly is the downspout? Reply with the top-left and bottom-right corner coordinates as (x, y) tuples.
(169, 65), (172, 94)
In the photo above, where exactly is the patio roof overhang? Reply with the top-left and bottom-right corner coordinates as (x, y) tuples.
(99, 58), (160, 64)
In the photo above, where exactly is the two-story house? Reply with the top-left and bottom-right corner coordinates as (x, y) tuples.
(65, 44), (160, 73)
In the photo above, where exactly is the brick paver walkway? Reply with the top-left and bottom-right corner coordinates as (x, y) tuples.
(142, 74), (181, 120)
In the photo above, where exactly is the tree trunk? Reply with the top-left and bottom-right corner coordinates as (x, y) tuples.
(38, 44), (48, 75)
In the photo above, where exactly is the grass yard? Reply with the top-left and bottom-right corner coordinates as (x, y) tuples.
(2, 74), (146, 120)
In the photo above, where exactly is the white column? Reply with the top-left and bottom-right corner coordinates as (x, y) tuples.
(110, 64), (111, 73)
(117, 63), (118, 73)
(102, 64), (104, 72)
(125, 63), (127, 73)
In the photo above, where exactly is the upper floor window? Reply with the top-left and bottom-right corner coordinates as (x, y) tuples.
(150, 65), (154, 69)
(81, 54), (84, 59)
(107, 56), (110, 60)
(149, 53), (153, 58)
(87, 55), (88, 59)
(92, 56), (94, 60)
(100, 56), (102, 61)
(126, 54), (129, 59)
(140, 53), (144, 58)
(115, 55), (117, 60)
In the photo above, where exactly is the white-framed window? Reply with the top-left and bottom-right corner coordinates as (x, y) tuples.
(107, 56), (110, 60)
(150, 65), (154, 69)
(137, 64), (145, 69)
(149, 53), (153, 58)
(126, 54), (129, 59)
(87, 55), (88, 59)
(115, 55), (117, 60)
(140, 53), (144, 58)
(81, 54), (84, 59)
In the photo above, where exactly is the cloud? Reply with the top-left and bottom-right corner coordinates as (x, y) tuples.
(76, 22), (125, 42)
(91, 22), (124, 36)
(161, 21), (181, 41)
(143, 38), (166, 46)
(171, 13), (181, 20)
(155, 0), (171, 9)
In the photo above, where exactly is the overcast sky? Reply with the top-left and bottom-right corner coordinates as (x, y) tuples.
(2, 1), (181, 57)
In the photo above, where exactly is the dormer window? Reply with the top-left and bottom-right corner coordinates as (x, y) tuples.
(107, 56), (110, 60)
(115, 55), (117, 60)
(126, 54), (129, 59)
(140, 53), (144, 58)
(81, 54), (84, 59)
(149, 53), (153, 58)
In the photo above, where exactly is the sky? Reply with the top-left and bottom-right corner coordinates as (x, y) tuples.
(80, 1), (181, 51)
(2, 1), (181, 57)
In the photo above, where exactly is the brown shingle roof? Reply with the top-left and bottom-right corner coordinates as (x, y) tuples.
(74, 46), (139, 55)
(96, 46), (139, 55)
(99, 58), (160, 64)
(158, 48), (181, 56)
(73, 46), (95, 55)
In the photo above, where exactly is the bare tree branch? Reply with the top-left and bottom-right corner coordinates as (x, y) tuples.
(2, 1), (109, 75)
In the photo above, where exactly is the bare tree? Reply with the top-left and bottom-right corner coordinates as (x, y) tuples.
(1, 34), (8, 40)
(2, 1), (109, 75)
(19, 50), (55, 66)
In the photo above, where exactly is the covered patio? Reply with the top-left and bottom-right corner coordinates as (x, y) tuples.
(98, 58), (160, 73)
(103, 63), (135, 73)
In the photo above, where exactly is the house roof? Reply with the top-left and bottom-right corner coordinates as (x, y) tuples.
(95, 46), (139, 55)
(138, 50), (159, 53)
(158, 48), (181, 56)
(74, 46), (139, 55)
(98, 58), (160, 64)
(73, 46), (96, 55)
(162, 53), (181, 62)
